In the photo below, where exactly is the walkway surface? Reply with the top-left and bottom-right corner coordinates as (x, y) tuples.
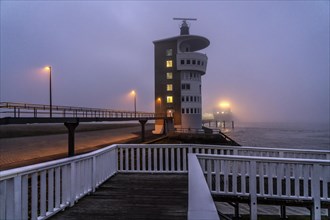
(0, 124), (154, 170)
(50, 173), (188, 220)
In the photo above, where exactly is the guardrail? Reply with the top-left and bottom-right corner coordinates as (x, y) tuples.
(116, 144), (330, 172)
(0, 145), (117, 220)
(0, 102), (155, 118)
(1, 144), (329, 219)
(196, 154), (330, 220)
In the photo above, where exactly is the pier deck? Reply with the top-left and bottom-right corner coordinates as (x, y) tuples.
(50, 173), (188, 220)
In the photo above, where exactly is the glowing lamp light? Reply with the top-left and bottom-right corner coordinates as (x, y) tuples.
(219, 101), (230, 108)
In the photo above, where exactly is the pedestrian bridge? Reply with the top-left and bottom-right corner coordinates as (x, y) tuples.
(1, 144), (329, 220)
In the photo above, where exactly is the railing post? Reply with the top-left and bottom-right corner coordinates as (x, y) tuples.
(14, 176), (22, 220)
(311, 164), (321, 220)
(249, 160), (257, 220)
(92, 156), (97, 192)
(70, 161), (76, 206)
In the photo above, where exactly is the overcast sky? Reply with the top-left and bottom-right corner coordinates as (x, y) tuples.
(1, 1), (329, 123)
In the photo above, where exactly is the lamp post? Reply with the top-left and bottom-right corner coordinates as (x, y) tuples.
(131, 90), (136, 117)
(45, 66), (52, 118)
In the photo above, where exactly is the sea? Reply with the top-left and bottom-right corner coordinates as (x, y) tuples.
(210, 122), (329, 151)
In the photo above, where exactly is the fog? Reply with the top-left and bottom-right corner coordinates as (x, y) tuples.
(1, 1), (329, 123)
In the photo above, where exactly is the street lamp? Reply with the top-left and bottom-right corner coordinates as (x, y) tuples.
(44, 66), (52, 118)
(157, 97), (162, 116)
(131, 90), (136, 117)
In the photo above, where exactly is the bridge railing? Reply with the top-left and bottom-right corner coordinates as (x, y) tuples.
(0, 102), (155, 118)
(1, 144), (329, 220)
(195, 153), (330, 219)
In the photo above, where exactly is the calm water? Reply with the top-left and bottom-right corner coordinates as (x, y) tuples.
(212, 122), (329, 151)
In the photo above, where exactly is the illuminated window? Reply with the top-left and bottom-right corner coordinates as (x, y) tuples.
(167, 96), (173, 103)
(166, 60), (173, 68)
(167, 84), (173, 91)
(166, 72), (173, 79)
(166, 49), (172, 56)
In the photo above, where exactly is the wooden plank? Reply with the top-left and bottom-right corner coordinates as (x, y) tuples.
(50, 173), (188, 220)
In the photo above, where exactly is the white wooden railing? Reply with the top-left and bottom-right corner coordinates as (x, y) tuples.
(195, 154), (330, 220)
(0, 145), (117, 220)
(0, 144), (329, 220)
(116, 144), (330, 173)
(188, 154), (219, 220)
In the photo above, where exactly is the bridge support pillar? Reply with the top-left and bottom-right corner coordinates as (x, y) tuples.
(139, 119), (148, 142)
(64, 121), (79, 157)
(280, 205), (287, 219)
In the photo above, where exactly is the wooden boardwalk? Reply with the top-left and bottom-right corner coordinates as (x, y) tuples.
(50, 173), (188, 220)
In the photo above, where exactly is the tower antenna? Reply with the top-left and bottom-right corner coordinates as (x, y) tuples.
(173, 18), (197, 21)
(173, 18), (197, 35)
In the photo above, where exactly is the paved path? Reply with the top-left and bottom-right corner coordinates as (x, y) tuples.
(0, 124), (153, 170)
(50, 173), (188, 220)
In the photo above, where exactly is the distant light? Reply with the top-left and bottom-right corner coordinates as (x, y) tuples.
(221, 111), (225, 114)
(131, 90), (136, 96)
(157, 97), (161, 102)
(44, 66), (51, 71)
(219, 101), (230, 108)
(216, 111), (219, 114)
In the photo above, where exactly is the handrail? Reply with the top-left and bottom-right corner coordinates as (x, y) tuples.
(0, 102), (155, 119)
(1, 144), (329, 220)
(196, 153), (330, 219)
(0, 145), (118, 220)
(188, 153), (219, 220)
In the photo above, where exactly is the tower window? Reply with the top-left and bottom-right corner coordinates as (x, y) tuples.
(182, 83), (191, 90)
(166, 60), (173, 68)
(197, 60), (200, 65)
(166, 84), (173, 91)
(181, 59), (184, 65)
(182, 108), (185, 114)
(166, 49), (172, 56)
(187, 60), (191, 65)
(167, 96), (173, 103)
(192, 60), (196, 65)
(182, 96), (185, 102)
(166, 72), (173, 79)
